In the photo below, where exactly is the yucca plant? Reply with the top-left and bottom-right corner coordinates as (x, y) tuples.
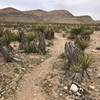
(44, 25), (54, 40)
(75, 38), (89, 50)
(34, 23), (47, 33)
(70, 54), (92, 82)
(70, 27), (82, 35)
(33, 24), (46, 55)
(23, 39), (38, 53)
(23, 32), (38, 53)
(25, 32), (37, 42)
(4, 30), (19, 46)
(81, 54), (92, 71)
(69, 27), (93, 41)
(71, 63), (82, 73)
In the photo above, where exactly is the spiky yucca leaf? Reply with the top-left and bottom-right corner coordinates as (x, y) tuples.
(71, 54), (92, 72)
(75, 37), (90, 50)
(71, 63), (82, 73)
(81, 54), (92, 70)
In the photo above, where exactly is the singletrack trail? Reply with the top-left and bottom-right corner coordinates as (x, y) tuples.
(16, 33), (66, 100)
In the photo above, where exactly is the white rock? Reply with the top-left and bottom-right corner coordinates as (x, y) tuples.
(89, 85), (95, 90)
(70, 84), (78, 92)
(59, 93), (63, 96)
(41, 59), (44, 62)
(64, 86), (68, 90)
(76, 92), (81, 96)
(79, 88), (84, 92)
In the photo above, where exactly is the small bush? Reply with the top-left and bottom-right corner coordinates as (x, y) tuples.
(75, 38), (89, 50)
(23, 40), (38, 53)
(45, 25), (54, 40)
(34, 23), (47, 33)
(69, 54), (92, 83)
(4, 30), (19, 45)
(70, 28), (82, 35)
(69, 27), (93, 40)
(25, 32), (36, 42)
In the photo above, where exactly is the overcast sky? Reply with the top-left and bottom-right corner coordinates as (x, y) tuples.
(0, 0), (100, 20)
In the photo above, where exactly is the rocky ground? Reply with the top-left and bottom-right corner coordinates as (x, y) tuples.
(0, 32), (100, 100)
(0, 49), (50, 100)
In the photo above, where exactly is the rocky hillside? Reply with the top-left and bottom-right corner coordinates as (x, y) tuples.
(0, 7), (96, 24)
(0, 7), (40, 23)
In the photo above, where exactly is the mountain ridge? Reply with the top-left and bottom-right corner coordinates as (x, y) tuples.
(0, 7), (96, 24)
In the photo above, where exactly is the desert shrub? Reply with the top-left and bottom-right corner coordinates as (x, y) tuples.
(69, 53), (92, 82)
(53, 25), (61, 33)
(80, 34), (90, 41)
(81, 54), (92, 70)
(34, 23), (54, 40)
(33, 23), (46, 55)
(23, 24), (46, 54)
(23, 40), (38, 53)
(68, 27), (93, 50)
(80, 27), (94, 36)
(25, 32), (37, 42)
(22, 32), (38, 53)
(68, 28), (81, 39)
(44, 25), (54, 40)
(69, 27), (93, 40)
(95, 26), (100, 31)
(75, 37), (90, 50)
(70, 27), (82, 35)
(68, 34), (76, 39)
(71, 62), (81, 73)
(4, 30), (19, 45)
(33, 23), (47, 33)
(71, 54), (92, 72)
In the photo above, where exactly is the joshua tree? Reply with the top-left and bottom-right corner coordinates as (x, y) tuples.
(38, 31), (46, 55)
(64, 41), (92, 83)
(45, 25), (54, 40)
(18, 28), (26, 49)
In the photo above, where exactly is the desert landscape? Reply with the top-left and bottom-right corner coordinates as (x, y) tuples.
(0, 0), (100, 100)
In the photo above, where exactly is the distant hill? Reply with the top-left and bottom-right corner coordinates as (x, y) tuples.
(96, 20), (100, 24)
(0, 7), (40, 23)
(0, 7), (96, 24)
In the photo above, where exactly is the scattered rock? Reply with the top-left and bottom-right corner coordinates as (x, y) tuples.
(76, 92), (81, 96)
(41, 58), (44, 62)
(79, 88), (84, 93)
(59, 93), (63, 96)
(88, 85), (95, 91)
(70, 84), (78, 93)
(64, 86), (68, 90)
(9, 41), (19, 50)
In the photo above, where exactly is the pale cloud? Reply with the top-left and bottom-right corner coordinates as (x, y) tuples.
(0, 0), (100, 20)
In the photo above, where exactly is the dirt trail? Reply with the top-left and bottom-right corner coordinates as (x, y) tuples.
(16, 33), (66, 100)
(89, 31), (100, 72)
(85, 31), (100, 98)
